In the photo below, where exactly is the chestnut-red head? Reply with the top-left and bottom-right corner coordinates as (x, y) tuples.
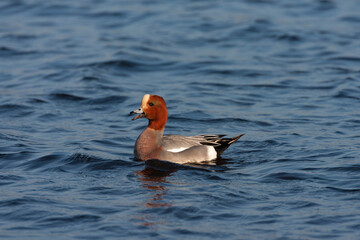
(130, 94), (168, 130)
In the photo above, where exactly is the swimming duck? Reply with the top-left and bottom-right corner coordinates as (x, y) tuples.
(130, 94), (244, 164)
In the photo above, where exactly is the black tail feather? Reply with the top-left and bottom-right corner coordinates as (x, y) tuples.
(214, 134), (244, 157)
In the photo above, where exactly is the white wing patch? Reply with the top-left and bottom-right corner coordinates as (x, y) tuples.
(167, 147), (188, 153)
(168, 146), (217, 159)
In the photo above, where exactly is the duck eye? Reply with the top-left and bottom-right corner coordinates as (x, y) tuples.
(149, 102), (154, 106)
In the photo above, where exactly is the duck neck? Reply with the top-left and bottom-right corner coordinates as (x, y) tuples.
(148, 121), (165, 132)
(147, 113), (167, 132)
(141, 127), (164, 144)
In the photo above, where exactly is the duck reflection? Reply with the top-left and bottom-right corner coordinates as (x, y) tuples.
(136, 167), (175, 208)
(133, 159), (214, 227)
(134, 166), (175, 227)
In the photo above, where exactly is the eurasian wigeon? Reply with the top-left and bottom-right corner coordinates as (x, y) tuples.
(130, 94), (244, 164)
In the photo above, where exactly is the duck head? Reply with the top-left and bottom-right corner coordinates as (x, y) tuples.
(130, 94), (168, 130)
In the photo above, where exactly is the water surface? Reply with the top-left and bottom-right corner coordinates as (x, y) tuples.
(1, 0), (360, 239)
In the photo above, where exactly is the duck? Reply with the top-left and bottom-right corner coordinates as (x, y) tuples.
(130, 94), (244, 164)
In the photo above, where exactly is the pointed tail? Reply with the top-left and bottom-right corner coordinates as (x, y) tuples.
(214, 134), (244, 157)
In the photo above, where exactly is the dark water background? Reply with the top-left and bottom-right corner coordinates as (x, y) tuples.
(1, 0), (360, 239)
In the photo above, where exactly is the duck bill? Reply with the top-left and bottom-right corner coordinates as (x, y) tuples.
(130, 107), (145, 120)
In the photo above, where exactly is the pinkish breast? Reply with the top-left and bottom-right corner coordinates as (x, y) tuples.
(134, 128), (163, 160)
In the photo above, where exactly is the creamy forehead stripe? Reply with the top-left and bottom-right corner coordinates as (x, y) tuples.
(141, 94), (150, 106)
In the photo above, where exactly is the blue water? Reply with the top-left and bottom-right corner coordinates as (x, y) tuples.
(1, 0), (360, 239)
